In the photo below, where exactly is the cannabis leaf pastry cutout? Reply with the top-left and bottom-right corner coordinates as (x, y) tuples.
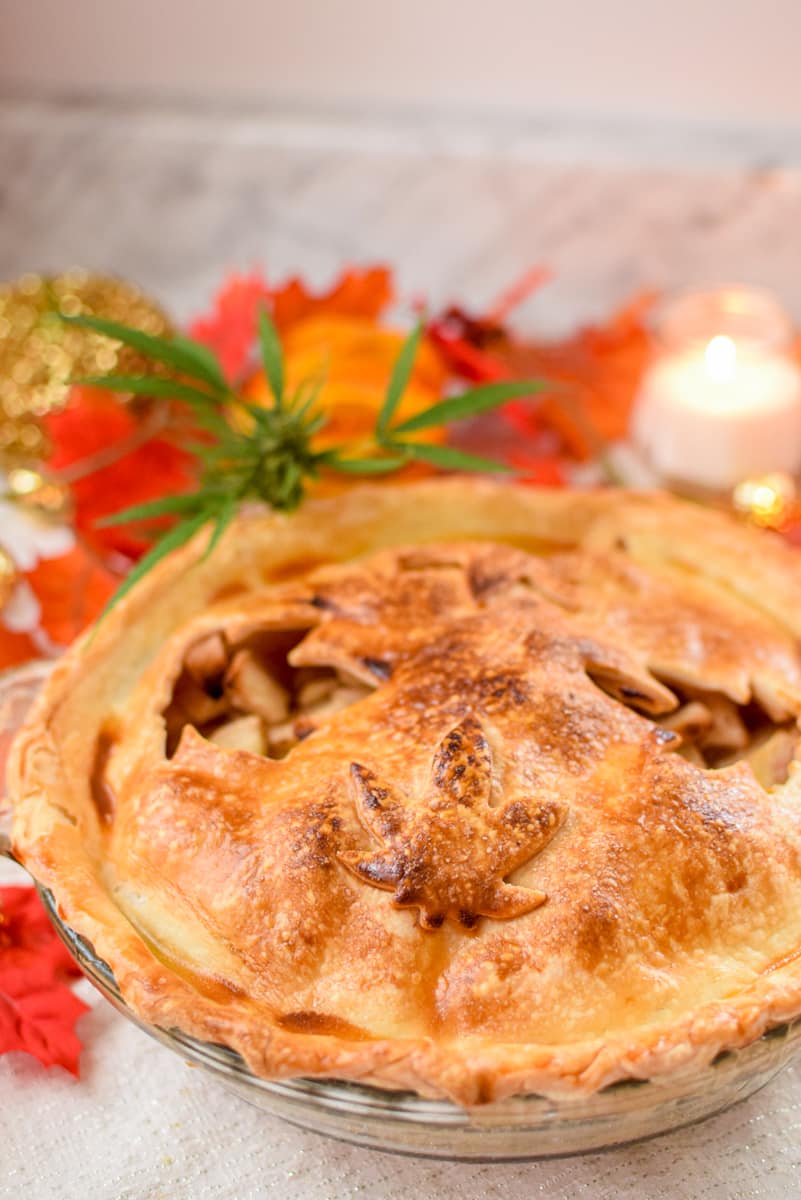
(339, 716), (563, 930)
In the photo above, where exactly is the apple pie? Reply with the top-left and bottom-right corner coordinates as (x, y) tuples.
(10, 480), (801, 1104)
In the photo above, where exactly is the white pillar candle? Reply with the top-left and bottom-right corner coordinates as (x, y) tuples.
(632, 289), (801, 492)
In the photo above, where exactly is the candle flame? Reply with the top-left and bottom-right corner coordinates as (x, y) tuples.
(704, 334), (737, 383)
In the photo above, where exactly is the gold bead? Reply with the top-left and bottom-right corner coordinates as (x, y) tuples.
(0, 271), (172, 468)
(6, 467), (43, 496)
(732, 472), (797, 529)
(6, 467), (72, 520)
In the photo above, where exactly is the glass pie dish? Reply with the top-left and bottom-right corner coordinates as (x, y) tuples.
(3, 659), (801, 1161)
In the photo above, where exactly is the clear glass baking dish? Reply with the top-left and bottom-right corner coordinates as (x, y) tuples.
(3, 660), (801, 1161)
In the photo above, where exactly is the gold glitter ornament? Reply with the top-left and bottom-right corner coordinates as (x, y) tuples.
(0, 548), (17, 613)
(0, 270), (172, 466)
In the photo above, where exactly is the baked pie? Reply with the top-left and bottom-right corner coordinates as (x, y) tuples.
(10, 479), (801, 1105)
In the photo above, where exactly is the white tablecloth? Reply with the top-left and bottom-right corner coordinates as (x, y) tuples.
(3, 854), (801, 1200)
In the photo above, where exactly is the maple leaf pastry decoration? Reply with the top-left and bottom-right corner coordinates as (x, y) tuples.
(339, 716), (563, 929)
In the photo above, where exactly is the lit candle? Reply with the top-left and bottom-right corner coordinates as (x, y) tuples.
(633, 288), (801, 492)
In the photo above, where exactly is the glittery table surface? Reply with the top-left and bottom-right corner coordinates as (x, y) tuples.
(3, 94), (801, 1199)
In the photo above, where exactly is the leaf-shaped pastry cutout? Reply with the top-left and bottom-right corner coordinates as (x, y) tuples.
(339, 716), (563, 930)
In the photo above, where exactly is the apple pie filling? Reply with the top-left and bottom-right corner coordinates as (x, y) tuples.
(163, 628), (373, 758)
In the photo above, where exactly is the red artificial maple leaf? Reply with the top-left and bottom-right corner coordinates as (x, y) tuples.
(0, 887), (81, 981)
(506, 448), (566, 488)
(190, 270), (272, 381)
(0, 966), (88, 1076)
(0, 887), (89, 1076)
(45, 387), (195, 561)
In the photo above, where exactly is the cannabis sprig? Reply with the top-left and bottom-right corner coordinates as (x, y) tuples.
(66, 310), (546, 614)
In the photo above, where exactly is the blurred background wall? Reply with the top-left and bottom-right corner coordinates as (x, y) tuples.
(2, 0), (800, 132)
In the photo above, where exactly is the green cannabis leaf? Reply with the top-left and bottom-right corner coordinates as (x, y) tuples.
(64, 309), (546, 618)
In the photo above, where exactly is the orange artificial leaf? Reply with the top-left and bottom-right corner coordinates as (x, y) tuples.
(271, 266), (393, 332)
(244, 315), (448, 469)
(497, 293), (657, 457)
(0, 540), (117, 670)
(0, 629), (36, 674)
(26, 542), (118, 646)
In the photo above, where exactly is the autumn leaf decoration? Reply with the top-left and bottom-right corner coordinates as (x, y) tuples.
(66, 311), (546, 619)
(339, 716), (563, 930)
(0, 886), (89, 1075)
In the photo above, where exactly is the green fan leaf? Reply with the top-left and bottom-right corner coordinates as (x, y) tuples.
(169, 334), (228, 392)
(71, 375), (222, 408)
(258, 308), (284, 409)
(377, 320), (423, 438)
(290, 374), (326, 422)
(202, 497), (238, 561)
(63, 315), (228, 395)
(393, 379), (547, 434)
(97, 493), (207, 527)
(188, 407), (243, 442)
(397, 442), (511, 473)
(323, 453), (411, 474)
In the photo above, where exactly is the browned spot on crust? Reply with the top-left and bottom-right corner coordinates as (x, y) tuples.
(90, 727), (118, 824)
(210, 582), (248, 603)
(574, 890), (623, 971)
(277, 1011), (371, 1039)
(137, 939), (246, 1004)
(266, 557), (331, 583)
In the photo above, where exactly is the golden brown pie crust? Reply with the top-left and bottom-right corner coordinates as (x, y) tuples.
(10, 480), (801, 1105)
